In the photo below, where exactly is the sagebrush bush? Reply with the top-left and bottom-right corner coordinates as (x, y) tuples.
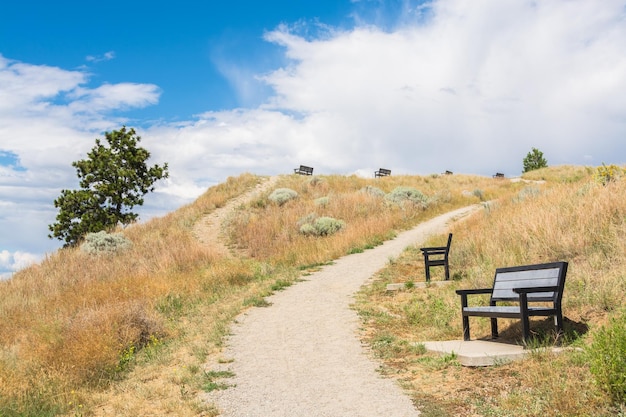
(299, 216), (345, 236)
(268, 188), (298, 205)
(385, 186), (429, 208)
(314, 196), (330, 207)
(588, 310), (626, 404)
(81, 231), (132, 255)
(359, 185), (385, 198)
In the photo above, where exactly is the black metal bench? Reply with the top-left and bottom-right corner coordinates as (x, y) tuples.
(294, 165), (314, 175)
(456, 261), (568, 343)
(420, 233), (452, 282)
(375, 168), (391, 178)
(493, 172), (505, 178)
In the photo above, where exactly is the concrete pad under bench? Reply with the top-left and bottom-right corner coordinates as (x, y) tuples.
(422, 340), (567, 367)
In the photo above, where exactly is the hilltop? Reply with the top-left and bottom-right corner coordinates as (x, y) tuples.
(0, 166), (624, 416)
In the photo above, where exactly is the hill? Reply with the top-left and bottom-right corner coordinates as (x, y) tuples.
(0, 167), (624, 416)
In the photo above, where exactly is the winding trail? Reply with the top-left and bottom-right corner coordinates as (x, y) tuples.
(199, 192), (483, 416)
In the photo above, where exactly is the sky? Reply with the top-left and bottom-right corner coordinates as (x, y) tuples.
(1, 0), (626, 277)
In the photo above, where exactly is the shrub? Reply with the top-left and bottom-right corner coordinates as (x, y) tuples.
(588, 310), (626, 404)
(595, 163), (625, 186)
(80, 231), (132, 255)
(359, 185), (385, 198)
(385, 187), (429, 208)
(268, 188), (298, 206)
(314, 196), (330, 208)
(472, 189), (484, 201)
(299, 216), (345, 236)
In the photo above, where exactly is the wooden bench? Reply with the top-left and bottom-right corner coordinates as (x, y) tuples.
(456, 261), (568, 343)
(493, 172), (505, 178)
(444, 170), (453, 175)
(375, 168), (391, 178)
(294, 165), (314, 175)
(420, 233), (452, 282)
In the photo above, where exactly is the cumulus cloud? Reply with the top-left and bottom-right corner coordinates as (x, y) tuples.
(0, 54), (163, 260)
(0, 250), (40, 278)
(1, 0), (626, 270)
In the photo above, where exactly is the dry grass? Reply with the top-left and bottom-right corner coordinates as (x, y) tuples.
(354, 165), (626, 416)
(1, 167), (624, 416)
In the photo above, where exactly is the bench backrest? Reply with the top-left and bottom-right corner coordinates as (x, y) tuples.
(299, 165), (313, 173)
(490, 261), (568, 304)
(378, 168), (391, 175)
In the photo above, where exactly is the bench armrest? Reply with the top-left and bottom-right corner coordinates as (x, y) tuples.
(455, 288), (492, 296)
(456, 288), (492, 309)
(420, 247), (447, 253)
(512, 286), (559, 294)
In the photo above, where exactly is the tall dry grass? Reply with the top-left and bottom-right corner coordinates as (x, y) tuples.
(228, 173), (522, 266)
(0, 173), (264, 415)
(2, 167), (608, 416)
(354, 166), (626, 416)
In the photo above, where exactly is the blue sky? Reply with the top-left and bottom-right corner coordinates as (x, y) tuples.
(1, 0), (626, 276)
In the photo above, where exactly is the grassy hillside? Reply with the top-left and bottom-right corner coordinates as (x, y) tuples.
(0, 167), (624, 416)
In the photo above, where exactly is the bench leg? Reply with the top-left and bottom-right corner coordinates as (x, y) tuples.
(521, 315), (531, 344)
(424, 263), (431, 282)
(462, 316), (470, 341)
(490, 318), (499, 339)
(444, 262), (450, 280)
(555, 312), (564, 336)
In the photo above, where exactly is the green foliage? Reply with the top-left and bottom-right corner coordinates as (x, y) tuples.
(314, 196), (330, 207)
(299, 215), (345, 236)
(385, 186), (429, 208)
(588, 310), (626, 404)
(48, 127), (169, 247)
(523, 147), (548, 173)
(80, 231), (132, 255)
(268, 188), (298, 205)
(595, 163), (626, 186)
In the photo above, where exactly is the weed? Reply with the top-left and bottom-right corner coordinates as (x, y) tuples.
(202, 370), (235, 392)
(588, 309), (626, 404)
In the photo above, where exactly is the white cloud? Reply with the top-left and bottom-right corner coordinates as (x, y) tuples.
(0, 249), (40, 278)
(2, 0), (626, 268)
(86, 51), (116, 63)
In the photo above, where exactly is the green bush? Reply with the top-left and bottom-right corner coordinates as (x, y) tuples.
(268, 188), (298, 206)
(80, 231), (132, 255)
(299, 216), (345, 236)
(385, 186), (429, 208)
(595, 163), (625, 186)
(588, 310), (626, 404)
(314, 196), (330, 208)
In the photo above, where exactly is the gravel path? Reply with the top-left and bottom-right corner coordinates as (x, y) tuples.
(203, 204), (481, 417)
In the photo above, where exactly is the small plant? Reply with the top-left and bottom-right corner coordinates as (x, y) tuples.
(80, 231), (132, 255)
(359, 185), (385, 198)
(588, 310), (626, 404)
(268, 188), (298, 205)
(299, 216), (345, 236)
(202, 370), (234, 392)
(595, 163), (625, 186)
(385, 187), (429, 208)
(516, 186), (541, 201)
(472, 189), (485, 201)
(314, 196), (330, 207)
